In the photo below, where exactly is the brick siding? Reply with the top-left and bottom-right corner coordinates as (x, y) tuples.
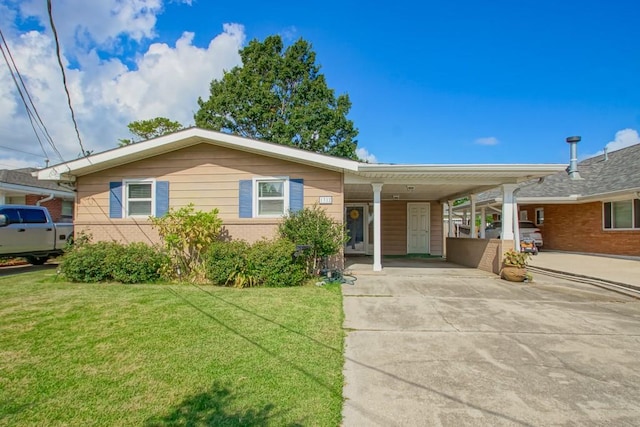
(520, 202), (640, 256)
(24, 195), (69, 222)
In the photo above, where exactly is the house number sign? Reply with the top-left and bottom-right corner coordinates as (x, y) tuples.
(319, 196), (333, 205)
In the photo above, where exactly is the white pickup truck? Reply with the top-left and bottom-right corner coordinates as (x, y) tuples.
(0, 205), (73, 265)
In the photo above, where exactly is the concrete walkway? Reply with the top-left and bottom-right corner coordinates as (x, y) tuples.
(341, 261), (640, 426)
(529, 251), (640, 287)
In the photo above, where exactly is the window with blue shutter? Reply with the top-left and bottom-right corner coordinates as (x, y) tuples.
(110, 180), (169, 218)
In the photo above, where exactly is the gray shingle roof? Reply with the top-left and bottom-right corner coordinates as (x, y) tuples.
(479, 143), (640, 201)
(0, 168), (73, 193)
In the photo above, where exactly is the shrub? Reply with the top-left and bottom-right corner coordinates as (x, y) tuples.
(278, 204), (348, 274)
(151, 204), (223, 283)
(61, 241), (118, 282)
(110, 243), (169, 284)
(205, 238), (307, 288)
(248, 238), (307, 287)
(61, 241), (167, 283)
(206, 240), (250, 286)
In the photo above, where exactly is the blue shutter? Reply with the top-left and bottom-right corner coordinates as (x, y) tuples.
(290, 179), (304, 213)
(109, 182), (123, 219)
(155, 181), (170, 217)
(239, 180), (252, 218)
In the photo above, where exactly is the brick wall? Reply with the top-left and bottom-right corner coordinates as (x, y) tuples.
(520, 202), (640, 256)
(25, 195), (67, 222)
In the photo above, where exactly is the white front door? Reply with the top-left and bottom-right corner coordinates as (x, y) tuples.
(407, 203), (430, 254)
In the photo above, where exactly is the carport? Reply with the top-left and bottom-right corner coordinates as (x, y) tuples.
(343, 164), (565, 273)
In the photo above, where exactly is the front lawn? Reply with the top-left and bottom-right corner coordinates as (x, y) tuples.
(0, 271), (344, 426)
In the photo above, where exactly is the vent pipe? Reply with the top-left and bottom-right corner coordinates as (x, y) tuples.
(566, 136), (582, 180)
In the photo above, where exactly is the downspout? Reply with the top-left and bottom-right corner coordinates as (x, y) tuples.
(36, 193), (55, 206)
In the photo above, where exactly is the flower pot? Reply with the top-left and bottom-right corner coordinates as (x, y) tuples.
(501, 265), (526, 282)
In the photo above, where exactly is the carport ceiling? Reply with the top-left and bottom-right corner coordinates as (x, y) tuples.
(344, 164), (567, 201)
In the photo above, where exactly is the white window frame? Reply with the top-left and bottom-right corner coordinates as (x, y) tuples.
(535, 208), (544, 226)
(123, 179), (156, 218)
(252, 176), (289, 218)
(603, 199), (639, 230)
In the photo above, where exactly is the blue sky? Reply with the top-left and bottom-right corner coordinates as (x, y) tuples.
(1, 0), (639, 168)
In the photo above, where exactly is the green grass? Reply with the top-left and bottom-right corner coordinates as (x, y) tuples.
(0, 271), (345, 426)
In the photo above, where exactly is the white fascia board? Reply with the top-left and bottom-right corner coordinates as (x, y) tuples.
(357, 163), (567, 175)
(36, 128), (360, 181)
(0, 182), (74, 198)
(579, 187), (640, 203)
(483, 196), (580, 205)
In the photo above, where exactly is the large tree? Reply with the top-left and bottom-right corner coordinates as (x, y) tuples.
(195, 35), (358, 159)
(119, 117), (183, 146)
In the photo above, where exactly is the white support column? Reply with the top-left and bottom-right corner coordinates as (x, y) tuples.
(0, 192), (5, 204)
(372, 183), (383, 272)
(501, 184), (517, 241)
(447, 200), (454, 237)
(470, 194), (477, 238)
(480, 207), (486, 238)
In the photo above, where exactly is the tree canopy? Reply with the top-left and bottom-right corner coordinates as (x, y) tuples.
(195, 35), (359, 160)
(119, 117), (183, 146)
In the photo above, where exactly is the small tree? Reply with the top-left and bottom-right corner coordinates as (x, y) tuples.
(151, 204), (222, 282)
(119, 117), (183, 146)
(278, 204), (348, 274)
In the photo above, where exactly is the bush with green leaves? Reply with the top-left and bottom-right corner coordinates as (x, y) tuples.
(278, 204), (348, 274)
(61, 241), (167, 283)
(206, 238), (307, 288)
(151, 203), (223, 283)
(206, 240), (250, 286)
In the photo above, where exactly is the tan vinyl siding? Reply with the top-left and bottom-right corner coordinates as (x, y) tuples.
(430, 201), (443, 256)
(76, 143), (343, 244)
(381, 201), (407, 255)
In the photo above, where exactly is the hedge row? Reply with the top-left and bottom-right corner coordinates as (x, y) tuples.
(60, 238), (307, 287)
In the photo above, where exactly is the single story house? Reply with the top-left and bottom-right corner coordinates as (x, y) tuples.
(35, 128), (565, 272)
(0, 167), (75, 222)
(464, 140), (640, 257)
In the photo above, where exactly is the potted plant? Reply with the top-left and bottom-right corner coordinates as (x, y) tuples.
(500, 249), (530, 282)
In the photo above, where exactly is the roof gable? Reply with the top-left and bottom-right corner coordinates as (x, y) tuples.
(36, 127), (360, 180)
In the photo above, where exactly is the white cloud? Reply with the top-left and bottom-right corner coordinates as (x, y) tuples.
(356, 147), (377, 163)
(604, 128), (640, 152)
(474, 136), (499, 146)
(583, 128), (640, 159)
(0, 2), (245, 167)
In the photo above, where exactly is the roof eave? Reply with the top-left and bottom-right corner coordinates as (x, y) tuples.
(36, 128), (360, 181)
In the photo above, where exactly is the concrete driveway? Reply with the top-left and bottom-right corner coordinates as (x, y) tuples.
(342, 260), (640, 426)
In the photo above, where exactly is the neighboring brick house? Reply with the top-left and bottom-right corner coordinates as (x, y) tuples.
(476, 142), (640, 257)
(0, 168), (75, 222)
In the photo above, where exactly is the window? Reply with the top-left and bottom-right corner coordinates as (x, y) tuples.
(62, 200), (74, 218)
(535, 208), (544, 225)
(124, 180), (154, 217)
(519, 210), (528, 221)
(0, 208), (20, 223)
(603, 199), (640, 229)
(18, 208), (47, 223)
(255, 178), (289, 217)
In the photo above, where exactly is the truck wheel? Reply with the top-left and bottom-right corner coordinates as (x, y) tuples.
(26, 256), (48, 265)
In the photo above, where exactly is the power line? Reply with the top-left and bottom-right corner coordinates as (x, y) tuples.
(46, 0), (89, 157)
(0, 27), (64, 162)
(0, 144), (47, 158)
(0, 38), (51, 161)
